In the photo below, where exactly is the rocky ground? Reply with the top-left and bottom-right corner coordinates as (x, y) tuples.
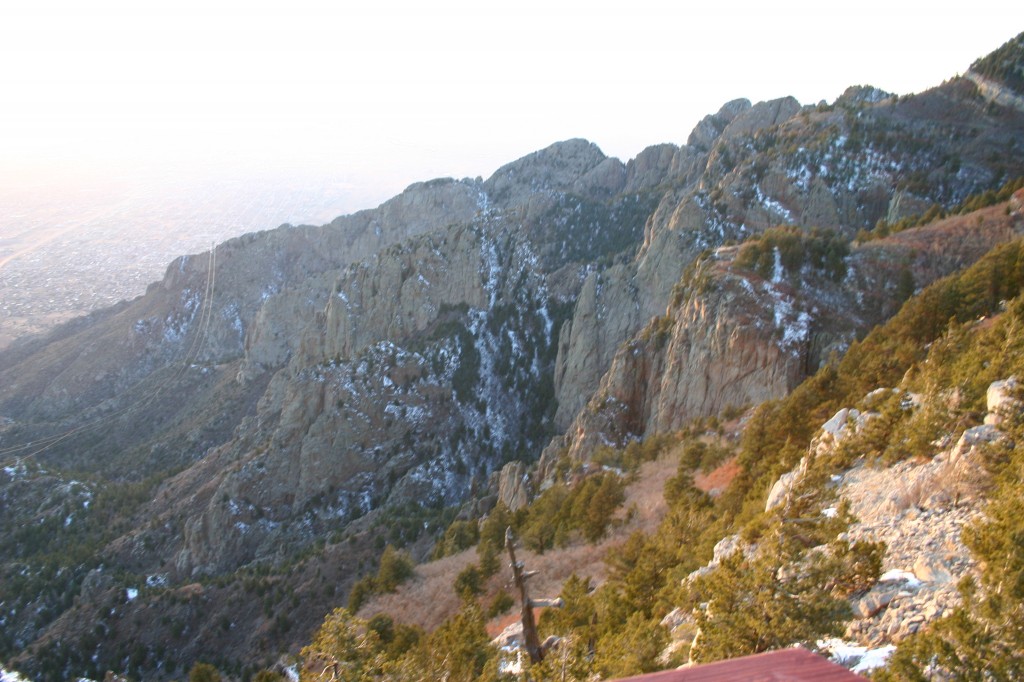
(837, 458), (982, 648)
(657, 376), (1014, 673)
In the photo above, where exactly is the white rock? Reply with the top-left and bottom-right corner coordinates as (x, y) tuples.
(765, 470), (800, 512)
(765, 456), (809, 512)
(822, 408), (857, 437)
(985, 377), (1020, 425)
(949, 424), (1001, 464)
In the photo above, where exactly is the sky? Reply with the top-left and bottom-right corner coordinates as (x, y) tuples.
(1, 0), (1022, 215)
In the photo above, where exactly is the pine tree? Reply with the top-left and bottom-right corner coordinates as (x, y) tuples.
(688, 534), (852, 663)
(376, 545), (413, 592)
(418, 601), (496, 682)
(300, 608), (383, 681)
(188, 663), (222, 682)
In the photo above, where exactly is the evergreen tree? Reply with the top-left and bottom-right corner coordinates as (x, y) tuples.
(688, 530), (855, 663)
(594, 612), (668, 678)
(376, 545), (413, 592)
(188, 662), (222, 682)
(416, 601), (497, 682)
(300, 607), (383, 681)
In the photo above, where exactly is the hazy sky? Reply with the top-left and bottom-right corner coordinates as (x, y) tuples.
(2, 0), (1022, 212)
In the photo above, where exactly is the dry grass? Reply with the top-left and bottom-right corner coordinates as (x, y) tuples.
(881, 203), (1021, 284)
(358, 448), (680, 633)
(893, 452), (991, 512)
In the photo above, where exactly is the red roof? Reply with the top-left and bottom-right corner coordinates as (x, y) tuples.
(612, 648), (866, 682)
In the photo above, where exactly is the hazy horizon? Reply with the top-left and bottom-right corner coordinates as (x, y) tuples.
(1, 2), (1022, 348)
(3, 2), (1022, 215)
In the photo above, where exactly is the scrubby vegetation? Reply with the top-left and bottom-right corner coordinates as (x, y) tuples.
(876, 422), (1024, 680)
(300, 602), (497, 681)
(734, 225), (849, 283)
(516, 472), (625, 550)
(347, 546), (415, 613)
(970, 32), (1024, 94)
(861, 175), (1024, 241)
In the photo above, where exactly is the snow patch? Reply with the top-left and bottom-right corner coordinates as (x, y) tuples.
(146, 574), (169, 588)
(0, 666), (30, 682)
(820, 638), (896, 673)
(771, 247), (784, 284)
(879, 569), (923, 588)
(755, 185), (794, 223)
(853, 645), (897, 673)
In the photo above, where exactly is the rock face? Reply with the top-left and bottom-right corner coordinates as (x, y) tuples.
(547, 201), (1024, 471)
(483, 138), (622, 215)
(552, 255), (813, 466)
(542, 75), (1024, 468)
(496, 461), (532, 512)
(168, 220), (578, 576)
(687, 98), (753, 151)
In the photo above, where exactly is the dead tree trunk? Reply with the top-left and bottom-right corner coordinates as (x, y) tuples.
(506, 527), (545, 665)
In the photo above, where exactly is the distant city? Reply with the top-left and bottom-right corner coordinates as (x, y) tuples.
(0, 170), (385, 350)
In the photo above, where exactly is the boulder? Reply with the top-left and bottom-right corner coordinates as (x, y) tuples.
(765, 457), (810, 512)
(766, 470), (801, 512)
(812, 407), (867, 456)
(949, 424), (1001, 464)
(497, 460), (532, 512)
(984, 377), (1020, 425)
(685, 534), (757, 583)
(853, 585), (900, 619)
(492, 621), (523, 649)
(822, 408), (859, 437)
(660, 607), (691, 632)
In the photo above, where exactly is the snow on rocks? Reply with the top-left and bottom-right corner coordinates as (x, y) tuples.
(820, 639), (896, 674)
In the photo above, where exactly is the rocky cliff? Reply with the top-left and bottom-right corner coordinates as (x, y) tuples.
(547, 203), (1024, 469)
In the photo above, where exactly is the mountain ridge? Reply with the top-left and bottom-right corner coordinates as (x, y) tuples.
(2, 33), (1024, 680)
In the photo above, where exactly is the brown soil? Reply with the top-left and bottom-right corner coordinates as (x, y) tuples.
(694, 457), (740, 495)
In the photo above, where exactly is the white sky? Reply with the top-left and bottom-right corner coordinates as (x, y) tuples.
(1, 0), (1022, 212)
